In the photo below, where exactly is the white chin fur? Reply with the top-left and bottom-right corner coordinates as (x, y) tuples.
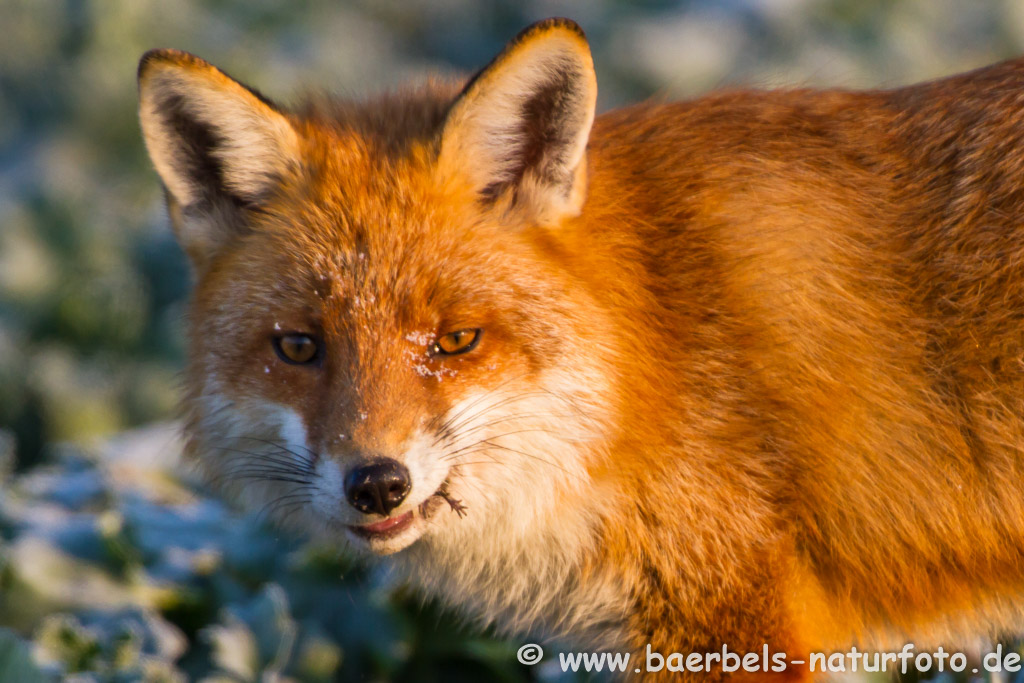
(343, 515), (428, 555)
(193, 396), (454, 552)
(193, 364), (621, 645)
(387, 368), (621, 644)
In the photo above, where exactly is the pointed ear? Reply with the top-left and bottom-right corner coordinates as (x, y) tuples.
(137, 49), (299, 269)
(438, 18), (597, 225)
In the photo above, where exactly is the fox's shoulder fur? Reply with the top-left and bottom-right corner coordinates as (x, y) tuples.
(139, 17), (1024, 680)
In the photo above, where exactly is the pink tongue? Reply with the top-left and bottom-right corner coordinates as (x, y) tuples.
(361, 511), (412, 533)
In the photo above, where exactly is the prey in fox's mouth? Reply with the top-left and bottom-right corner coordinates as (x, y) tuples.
(344, 473), (466, 550)
(347, 490), (465, 538)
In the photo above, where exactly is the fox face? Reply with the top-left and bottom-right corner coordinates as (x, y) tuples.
(138, 19), (617, 586)
(178, 174), (613, 557)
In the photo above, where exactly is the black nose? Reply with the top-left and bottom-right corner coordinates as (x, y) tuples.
(344, 459), (411, 516)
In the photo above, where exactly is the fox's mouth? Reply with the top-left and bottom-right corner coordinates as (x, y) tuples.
(349, 510), (415, 539)
(345, 478), (463, 552)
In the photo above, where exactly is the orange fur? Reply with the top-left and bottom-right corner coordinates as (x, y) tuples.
(139, 18), (1024, 681)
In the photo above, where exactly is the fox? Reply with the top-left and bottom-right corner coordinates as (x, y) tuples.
(137, 16), (1024, 681)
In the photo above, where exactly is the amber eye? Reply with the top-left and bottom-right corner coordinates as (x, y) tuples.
(432, 329), (481, 356)
(273, 334), (320, 365)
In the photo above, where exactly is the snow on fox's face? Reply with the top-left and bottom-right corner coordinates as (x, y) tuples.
(183, 166), (611, 557)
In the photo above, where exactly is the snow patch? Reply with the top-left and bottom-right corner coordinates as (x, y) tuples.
(404, 330), (433, 346)
(412, 363), (457, 383)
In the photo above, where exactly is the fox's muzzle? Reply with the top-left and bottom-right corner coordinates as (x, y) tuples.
(344, 458), (412, 516)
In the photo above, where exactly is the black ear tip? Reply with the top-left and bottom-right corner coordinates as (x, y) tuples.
(456, 17), (592, 99)
(138, 49), (165, 81)
(514, 17), (588, 45)
(137, 48), (201, 82)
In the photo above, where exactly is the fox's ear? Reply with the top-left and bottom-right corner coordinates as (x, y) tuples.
(137, 49), (299, 269)
(438, 18), (597, 225)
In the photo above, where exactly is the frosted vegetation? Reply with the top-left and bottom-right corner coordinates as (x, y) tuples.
(3, 0), (1024, 679)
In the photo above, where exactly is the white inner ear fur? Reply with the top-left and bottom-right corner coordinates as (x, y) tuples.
(139, 67), (299, 208)
(440, 34), (597, 223)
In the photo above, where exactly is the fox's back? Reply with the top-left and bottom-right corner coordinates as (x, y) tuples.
(573, 58), (1024, 641)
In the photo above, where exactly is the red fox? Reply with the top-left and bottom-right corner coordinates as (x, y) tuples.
(138, 17), (1024, 681)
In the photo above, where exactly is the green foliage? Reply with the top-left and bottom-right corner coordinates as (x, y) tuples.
(0, 628), (47, 683)
(0, 445), (540, 680)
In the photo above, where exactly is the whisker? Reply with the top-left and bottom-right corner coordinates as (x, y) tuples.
(226, 467), (315, 482)
(434, 371), (533, 433)
(221, 435), (320, 464)
(221, 460), (311, 473)
(210, 441), (317, 471)
(277, 501), (310, 529)
(231, 473), (316, 486)
(450, 413), (577, 441)
(445, 428), (576, 457)
(256, 492), (313, 524)
(443, 438), (584, 484)
(211, 447), (316, 474)
(475, 439), (569, 469)
(440, 391), (566, 436)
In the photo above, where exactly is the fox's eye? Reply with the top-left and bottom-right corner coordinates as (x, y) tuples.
(432, 329), (481, 356)
(273, 334), (319, 365)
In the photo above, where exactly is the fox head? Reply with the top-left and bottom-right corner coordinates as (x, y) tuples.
(138, 18), (621, 620)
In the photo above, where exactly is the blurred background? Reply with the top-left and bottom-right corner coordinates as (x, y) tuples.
(2, 0), (1024, 680)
